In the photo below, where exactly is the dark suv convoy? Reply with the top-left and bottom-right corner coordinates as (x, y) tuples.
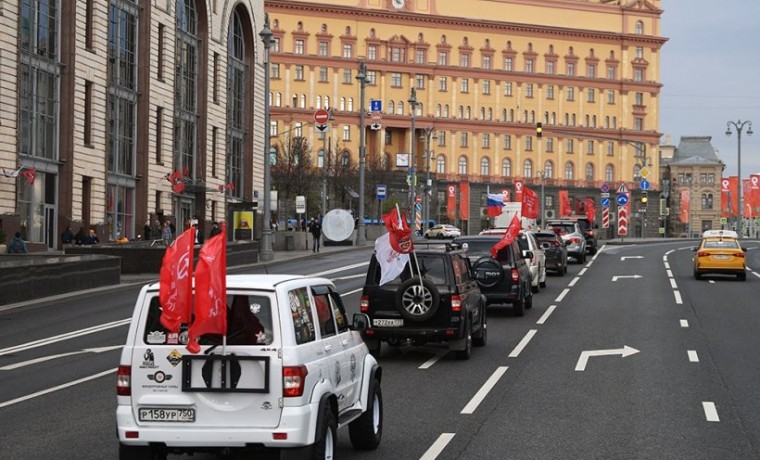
(360, 243), (487, 359)
(454, 235), (533, 316)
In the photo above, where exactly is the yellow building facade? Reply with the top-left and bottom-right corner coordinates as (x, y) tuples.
(266, 0), (666, 229)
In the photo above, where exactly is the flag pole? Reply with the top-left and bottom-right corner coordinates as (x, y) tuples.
(397, 203), (424, 286)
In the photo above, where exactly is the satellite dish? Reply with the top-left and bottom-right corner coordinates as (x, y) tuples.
(322, 209), (354, 242)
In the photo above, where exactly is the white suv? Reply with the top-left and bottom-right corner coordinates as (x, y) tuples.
(116, 274), (382, 459)
(517, 231), (547, 292)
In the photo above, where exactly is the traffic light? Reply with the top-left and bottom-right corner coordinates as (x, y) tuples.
(641, 191), (648, 205)
(536, 122), (543, 138)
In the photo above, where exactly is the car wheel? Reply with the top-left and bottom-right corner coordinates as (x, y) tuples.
(472, 257), (504, 289)
(513, 291), (526, 317)
(531, 277), (539, 293)
(738, 271), (747, 281)
(310, 402), (337, 460)
(395, 278), (440, 322)
(589, 246), (597, 255)
(454, 319), (472, 360)
(349, 378), (383, 450)
(525, 291), (533, 310)
(119, 444), (165, 460)
(580, 252), (587, 264)
(693, 269), (701, 280)
(364, 338), (381, 358)
(473, 306), (487, 347)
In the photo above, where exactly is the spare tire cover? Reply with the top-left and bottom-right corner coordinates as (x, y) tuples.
(472, 257), (504, 288)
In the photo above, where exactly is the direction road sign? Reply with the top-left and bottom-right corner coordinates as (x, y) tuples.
(616, 193), (629, 206)
(314, 109), (330, 124)
(640, 179), (650, 191)
(601, 197), (611, 207)
(315, 124), (328, 133)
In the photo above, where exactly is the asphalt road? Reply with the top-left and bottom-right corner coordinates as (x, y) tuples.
(1, 241), (760, 459)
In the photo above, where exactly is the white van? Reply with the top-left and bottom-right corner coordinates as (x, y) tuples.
(116, 274), (382, 459)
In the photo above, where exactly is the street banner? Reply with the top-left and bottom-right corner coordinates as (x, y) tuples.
(680, 189), (690, 224)
(447, 184), (457, 220)
(521, 187), (539, 219)
(559, 190), (571, 217)
(460, 181), (470, 220)
(514, 180), (524, 202)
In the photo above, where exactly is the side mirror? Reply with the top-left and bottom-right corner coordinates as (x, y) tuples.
(352, 313), (370, 331)
(523, 250), (534, 260)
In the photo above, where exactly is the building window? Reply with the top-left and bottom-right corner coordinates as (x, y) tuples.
(634, 68), (644, 82)
(319, 41), (329, 56)
(586, 64), (596, 78)
(460, 53), (470, 68)
(565, 162), (574, 180)
(391, 72), (402, 87)
(295, 65), (304, 80)
(416, 74), (425, 89)
(607, 90), (615, 104)
(525, 58), (534, 73)
(438, 51), (448, 65)
(587, 88), (595, 103)
(437, 155), (446, 173)
(271, 63), (280, 79)
(526, 83), (534, 98)
(157, 23), (165, 80)
(458, 156), (468, 175)
(505, 82), (513, 96)
(546, 60), (555, 75)
(503, 135), (512, 150)
(566, 139), (574, 153)
(390, 46), (406, 62)
(416, 48), (426, 64)
(343, 43), (353, 58)
(635, 46), (644, 59)
(480, 157), (490, 175)
(156, 107), (164, 163)
(504, 57), (513, 71)
(84, 80), (93, 146)
(342, 125), (350, 141)
(482, 133), (490, 149)
(460, 132), (468, 147)
(384, 130), (392, 145)
(523, 159), (533, 178)
(607, 65), (616, 79)
(227, 9), (247, 200)
(439, 76), (448, 91)
(544, 161), (554, 178)
(437, 131), (446, 146)
(319, 67), (328, 82)
(525, 136), (533, 151)
(367, 44), (377, 60)
(605, 164), (614, 182)
(482, 55), (491, 69)
(635, 21), (644, 35)
(482, 79), (491, 94)
(635, 92), (644, 105)
(460, 78), (469, 93)
(271, 37), (280, 53)
(502, 158), (512, 177)
(566, 87), (575, 101)
(295, 122), (303, 137)
(343, 69), (352, 84)
(546, 138), (554, 152)
(586, 140), (594, 155)
(634, 117), (644, 131)
(566, 62), (575, 76)
(607, 141), (614, 156)
(585, 163), (594, 181)
(367, 71), (377, 85)
(294, 39), (304, 54)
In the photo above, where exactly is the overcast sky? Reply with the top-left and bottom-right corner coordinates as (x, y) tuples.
(660, 0), (760, 177)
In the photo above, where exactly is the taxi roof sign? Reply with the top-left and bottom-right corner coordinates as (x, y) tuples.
(701, 229), (739, 239)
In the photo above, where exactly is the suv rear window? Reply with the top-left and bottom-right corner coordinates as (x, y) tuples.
(461, 240), (515, 266)
(369, 255), (447, 285)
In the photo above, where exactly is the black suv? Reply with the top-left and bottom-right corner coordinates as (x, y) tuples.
(454, 235), (533, 316)
(360, 243), (487, 359)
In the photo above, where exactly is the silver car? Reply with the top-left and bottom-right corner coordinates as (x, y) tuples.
(424, 224), (462, 239)
(545, 221), (587, 264)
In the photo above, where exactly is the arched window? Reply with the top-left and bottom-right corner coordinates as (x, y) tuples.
(585, 162), (594, 181)
(480, 157), (490, 175)
(458, 106), (464, 118)
(300, 94), (306, 108)
(340, 150), (350, 167)
(544, 160), (554, 178)
(443, 105), (450, 117)
(388, 100), (395, 113)
(523, 159), (533, 177)
(458, 156), (468, 174)
(324, 96), (330, 108)
(502, 109), (507, 122)
(509, 109), (514, 122)
(635, 20), (644, 35)
(340, 97), (346, 111)
(488, 108), (493, 120)
(502, 158), (512, 177)
(276, 93), (282, 106)
(436, 104), (442, 117)
(466, 106), (471, 119)
(605, 164), (614, 182)
(397, 101), (404, 115)
(436, 155), (446, 173)
(565, 162), (574, 180)
(480, 107), (485, 120)
(316, 95), (321, 108)
(347, 97), (354, 112)
(226, 6), (249, 199)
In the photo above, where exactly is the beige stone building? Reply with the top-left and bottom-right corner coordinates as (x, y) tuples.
(266, 0), (666, 233)
(0, 0), (266, 249)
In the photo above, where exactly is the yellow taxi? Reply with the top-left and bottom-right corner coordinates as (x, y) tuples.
(692, 231), (747, 281)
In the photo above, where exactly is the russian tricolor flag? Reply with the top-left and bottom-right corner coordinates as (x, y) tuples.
(486, 193), (505, 217)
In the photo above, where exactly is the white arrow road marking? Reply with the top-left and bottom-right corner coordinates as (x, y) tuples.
(419, 351), (448, 370)
(621, 256), (644, 261)
(575, 345), (639, 371)
(0, 345), (123, 370)
(611, 275), (642, 282)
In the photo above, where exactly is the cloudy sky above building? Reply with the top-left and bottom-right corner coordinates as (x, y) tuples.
(660, 0), (760, 177)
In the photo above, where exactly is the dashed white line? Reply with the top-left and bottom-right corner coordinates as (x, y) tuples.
(419, 351), (448, 370)
(708, 280), (716, 284)
(579, 268), (588, 276)
(419, 433), (456, 460)
(680, 319), (689, 328)
(664, 262), (671, 270)
(537, 305), (557, 325)
(569, 277), (580, 287)
(688, 350), (699, 362)
(555, 288), (570, 303)
(703, 402), (720, 422)
(670, 279), (678, 289)
(0, 320), (130, 357)
(674, 290), (683, 304)
(460, 366), (509, 415)
(0, 368), (116, 409)
(666, 269), (673, 278)
(509, 329), (537, 358)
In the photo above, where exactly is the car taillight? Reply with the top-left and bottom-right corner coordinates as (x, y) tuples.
(283, 365), (308, 397)
(511, 269), (519, 282)
(697, 251), (710, 257)
(570, 237), (582, 244)
(451, 295), (462, 312)
(117, 365), (131, 396)
(360, 295), (369, 312)
(735, 252), (745, 258)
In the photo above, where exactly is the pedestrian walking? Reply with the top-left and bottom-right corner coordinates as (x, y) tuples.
(308, 217), (322, 252)
(8, 231), (27, 253)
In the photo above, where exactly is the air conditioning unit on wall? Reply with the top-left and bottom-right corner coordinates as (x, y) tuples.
(545, 209), (555, 219)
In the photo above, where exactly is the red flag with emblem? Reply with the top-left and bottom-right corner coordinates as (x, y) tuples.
(382, 208), (414, 254)
(521, 187), (539, 219)
(187, 223), (227, 353)
(159, 227), (196, 332)
(584, 198), (596, 223)
(490, 214), (521, 258)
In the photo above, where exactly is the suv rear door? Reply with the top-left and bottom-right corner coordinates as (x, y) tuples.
(129, 291), (284, 429)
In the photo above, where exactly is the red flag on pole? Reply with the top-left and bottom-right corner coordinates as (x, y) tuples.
(22, 168), (36, 186)
(159, 227), (196, 333)
(521, 187), (539, 219)
(490, 214), (521, 258)
(559, 190), (571, 217)
(382, 208), (413, 254)
(187, 223), (228, 353)
(584, 198), (597, 223)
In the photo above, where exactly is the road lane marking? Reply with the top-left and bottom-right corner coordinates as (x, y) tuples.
(670, 279), (678, 289)
(708, 280), (716, 284)
(569, 277), (580, 287)
(674, 290), (683, 304)
(461, 366), (508, 414)
(666, 269), (673, 278)
(509, 330), (537, 358)
(575, 346), (639, 371)
(419, 433), (456, 460)
(311, 261), (369, 277)
(0, 368), (116, 409)
(419, 351), (448, 370)
(688, 350), (699, 362)
(703, 402), (720, 422)
(555, 288), (570, 303)
(680, 319), (689, 328)
(579, 268), (588, 276)
(0, 319), (130, 357)
(536, 305), (557, 325)
(0, 345), (123, 370)
(664, 262), (671, 270)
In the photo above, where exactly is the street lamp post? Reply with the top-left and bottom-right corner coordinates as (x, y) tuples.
(420, 127), (436, 233)
(321, 110), (334, 217)
(725, 120), (753, 236)
(259, 15), (274, 261)
(356, 61), (369, 246)
(408, 89), (418, 232)
(536, 169), (546, 229)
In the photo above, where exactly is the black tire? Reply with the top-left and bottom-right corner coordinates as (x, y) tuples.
(738, 271), (747, 281)
(513, 290), (526, 317)
(119, 444), (165, 460)
(525, 291), (533, 310)
(395, 278), (440, 322)
(311, 403), (337, 460)
(455, 319), (472, 360)
(364, 338), (381, 358)
(693, 269), (702, 280)
(472, 257), (504, 289)
(473, 306), (487, 347)
(580, 252), (587, 264)
(349, 378), (383, 450)
(531, 278), (540, 293)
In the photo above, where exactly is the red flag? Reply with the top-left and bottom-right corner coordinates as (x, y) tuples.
(490, 214), (521, 258)
(750, 174), (760, 216)
(721, 178), (731, 218)
(187, 223), (228, 354)
(382, 208), (413, 254)
(168, 170), (185, 193)
(159, 227), (196, 332)
(728, 176), (739, 217)
(521, 187), (539, 219)
(447, 184), (457, 220)
(559, 190), (571, 217)
(22, 168), (36, 185)
(584, 198), (596, 223)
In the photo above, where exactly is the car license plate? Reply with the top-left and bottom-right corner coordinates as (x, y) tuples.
(139, 408), (195, 422)
(713, 255), (730, 260)
(373, 318), (403, 327)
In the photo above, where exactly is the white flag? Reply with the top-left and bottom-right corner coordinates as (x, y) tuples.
(375, 233), (410, 286)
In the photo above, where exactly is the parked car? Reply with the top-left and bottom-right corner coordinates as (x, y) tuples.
(117, 275), (382, 459)
(454, 235), (533, 316)
(517, 231), (547, 292)
(360, 242), (487, 359)
(545, 220), (587, 263)
(424, 224), (462, 239)
(534, 230), (568, 275)
(692, 234), (747, 280)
